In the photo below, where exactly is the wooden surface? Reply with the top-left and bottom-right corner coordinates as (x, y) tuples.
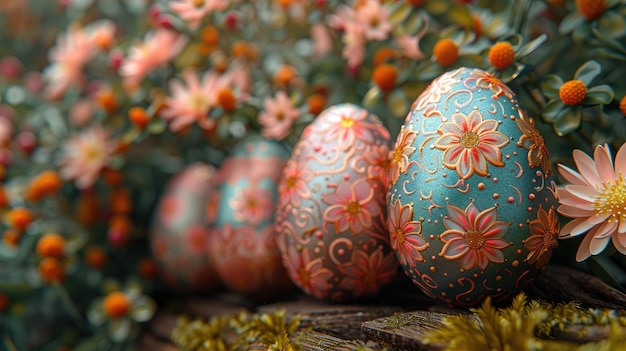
(139, 264), (626, 350)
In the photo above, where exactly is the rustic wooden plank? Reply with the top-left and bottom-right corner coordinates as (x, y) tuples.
(257, 294), (403, 341)
(295, 330), (383, 351)
(528, 264), (626, 310)
(148, 310), (179, 341)
(361, 311), (448, 351)
(183, 292), (254, 318)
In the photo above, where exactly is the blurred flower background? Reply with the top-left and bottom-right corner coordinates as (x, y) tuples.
(0, 0), (625, 349)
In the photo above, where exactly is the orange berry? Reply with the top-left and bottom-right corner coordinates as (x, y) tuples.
(472, 14), (482, 39)
(575, 0), (605, 21)
(0, 185), (8, 208)
(307, 94), (327, 115)
(619, 96), (626, 116)
(373, 47), (398, 66)
(217, 88), (237, 112)
(39, 257), (65, 283)
(407, 0), (425, 7)
(26, 170), (62, 202)
(138, 258), (158, 279)
(3, 228), (22, 247)
(128, 106), (150, 129)
(36, 233), (66, 258)
(85, 246), (107, 270)
(102, 168), (124, 186)
(76, 192), (100, 227)
(97, 89), (118, 114)
(201, 26), (220, 46)
(231, 40), (249, 58)
(274, 65), (297, 86)
(276, 0), (294, 7)
(6, 207), (33, 231)
(559, 80), (587, 106)
(110, 187), (132, 214)
(433, 38), (459, 68)
(372, 64), (398, 91)
(103, 292), (131, 318)
(0, 293), (9, 312)
(488, 42), (515, 70)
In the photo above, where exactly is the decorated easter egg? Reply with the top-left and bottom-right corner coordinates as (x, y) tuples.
(209, 135), (293, 300)
(150, 163), (220, 292)
(387, 67), (559, 307)
(275, 103), (399, 302)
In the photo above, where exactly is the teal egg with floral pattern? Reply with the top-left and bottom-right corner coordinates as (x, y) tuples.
(387, 68), (560, 307)
(209, 135), (294, 300)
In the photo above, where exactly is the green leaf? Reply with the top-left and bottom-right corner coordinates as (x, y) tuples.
(362, 86), (383, 109)
(598, 10), (626, 38)
(416, 62), (442, 81)
(587, 255), (626, 292)
(541, 99), (565, 123)
(516, 34), (547, 58)
(574, 60), (601, 85)
(540, 75), (563, 98)
(591, 27), (626, 54)
(425, 0), (473, 28)
(572, 23), (592, 44)
(553, 107), (582, 136)
(558, 13), (585, 35)
(389, 1), (412, 25)
(419, 32), (440, 56)
(405, 12), (428, 37)
(387, 88), (410, 118)
(584, 85), (615, 105)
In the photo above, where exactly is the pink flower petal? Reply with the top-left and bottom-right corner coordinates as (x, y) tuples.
(594, 144), (616, 183)
(557, 164), (589, 187)
(614, 143), (626, 176)
(589, 235), (610, 255)
(573, 149), (601, 187)
(565, 184), (600, 203)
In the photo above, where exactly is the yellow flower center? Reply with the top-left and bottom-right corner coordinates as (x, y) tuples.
(298, 267), (310, 285)
(346, 201), (361, 215)
(285, 176), (297, 188)
(460, 131), (480, 148)
(594, 174), (626, 224)
(191, 94), (207, 110)
(559, 80), (587, 106)
(464, 230), (485, 249)
(395, 229), (406, 246)
(83, 144), (103, 161)
(193, 0), (205, 7)
(341, 116), (354, 128)
(488, 42), (515, 70)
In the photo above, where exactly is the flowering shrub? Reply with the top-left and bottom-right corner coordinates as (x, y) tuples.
(0, 0), (626, 349)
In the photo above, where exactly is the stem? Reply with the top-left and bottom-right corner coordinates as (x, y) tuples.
(2, 332), (18, 351)
(52, 281), (89, 334)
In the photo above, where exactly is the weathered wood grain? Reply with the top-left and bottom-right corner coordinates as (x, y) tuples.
(295, 330), (383, 351)
(361, 311), (448, 351)
(529, 264), (626, 310)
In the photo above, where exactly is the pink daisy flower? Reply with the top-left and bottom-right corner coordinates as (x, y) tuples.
(338, 248), (398, 298)
(439, 203), (511, 271)
(120, 29), (188, 88)
(557, 143), (626, 261)
(170, 0), (228, 30)
(43, 27), (93, 99)
(523, 205), (559, 268)
(258, 91), (300, 141)
(433, 110), (509, 180)
(387, 199), (428, 267)
(323, 179), (380, 233)
(57, 125), (117, 189)
(160, 69), (221, 132)
(230, 186), (274, 226)
(282, 246), (333, 299)
(311, 23), (333, 57)
(278, 160), (313, 207)
(354, 0), (393, 41)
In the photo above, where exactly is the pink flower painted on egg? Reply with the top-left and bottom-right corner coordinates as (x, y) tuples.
(439, 203), (511, 271)
(389, 127), (416, 186)
(230, 186), (273, 226)
(523, 205), (559, 268)
(323, 178), (380, 233)
(363, 143), (392, 188)
(157, 194), (181, 228)
(465, 69), (515, 100)
(387, 199), (428, 267)
(283, 246), (333, 299)
(433, 110), (509, 180)
(319, 106), (389, 151)
(185, 224), (208, 255)
(278, 160), (313, 207)
(338, 248), (398, 298)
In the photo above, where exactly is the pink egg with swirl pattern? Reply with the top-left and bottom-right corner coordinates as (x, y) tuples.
(275, 103), (399, 302)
